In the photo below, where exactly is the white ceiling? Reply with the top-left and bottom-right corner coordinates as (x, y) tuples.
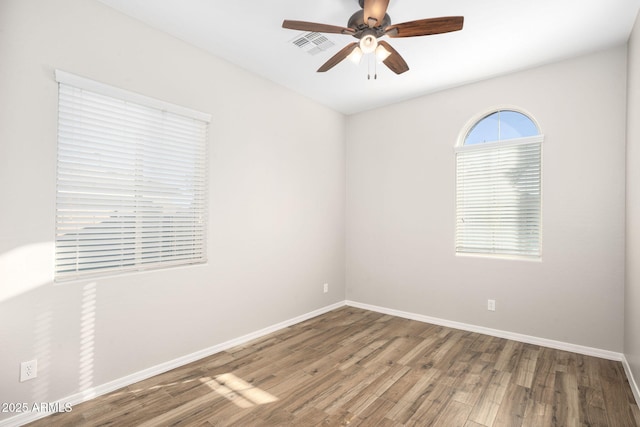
(97, 0), (640, 115)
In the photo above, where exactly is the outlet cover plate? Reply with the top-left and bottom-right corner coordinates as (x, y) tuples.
(20, 359), (37, 382)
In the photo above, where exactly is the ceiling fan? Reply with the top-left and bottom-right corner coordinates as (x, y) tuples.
(282, 0), (464, 75)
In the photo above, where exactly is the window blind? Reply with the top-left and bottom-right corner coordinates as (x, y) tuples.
(55, 71), (210, 281)
(456, 138), (542, 257)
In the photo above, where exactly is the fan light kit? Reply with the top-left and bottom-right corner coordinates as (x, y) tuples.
(282, 0), (464, 77)
(360, 32), (378, 53)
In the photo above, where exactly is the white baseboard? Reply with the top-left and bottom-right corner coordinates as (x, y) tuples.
(0, 301), (346, 427)
(622, 355), (640, 407)
(345, 300), (624, 361)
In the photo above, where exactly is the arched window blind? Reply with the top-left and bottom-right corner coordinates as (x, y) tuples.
(456, 110), (542, 258)
(55, 70), (210, 281)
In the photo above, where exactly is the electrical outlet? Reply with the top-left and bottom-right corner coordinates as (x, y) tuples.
(487, 299), (496, 312)
(323, 283), (328, 293)
(20, 359), (37, 382)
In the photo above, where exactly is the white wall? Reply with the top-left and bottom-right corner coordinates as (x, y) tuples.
(626, 11), (640, 392)
(346, 47), (627, 352)
(0, 0), (345, 418)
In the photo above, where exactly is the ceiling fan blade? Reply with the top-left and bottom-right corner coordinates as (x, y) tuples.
(385, 16), (464, 38)
(282, 20), (355, 35)
(377, 41), (409, 74)
(317, 42), (359, 72)
(363, 0), (390, 27)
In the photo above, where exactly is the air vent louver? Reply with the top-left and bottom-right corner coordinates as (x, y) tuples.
(290, 32), (335, 56)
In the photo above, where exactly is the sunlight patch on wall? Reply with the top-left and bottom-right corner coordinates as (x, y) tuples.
(31, 308), (53, 403)
(0, 242), (54, 302)
(78, 282), (97, 396)
(201, 373), (278, 408)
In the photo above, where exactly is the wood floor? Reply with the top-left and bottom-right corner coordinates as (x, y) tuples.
(27, 307), (640, 427)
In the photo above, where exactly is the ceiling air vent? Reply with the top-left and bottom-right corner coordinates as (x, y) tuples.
(290, 32), (335, 56)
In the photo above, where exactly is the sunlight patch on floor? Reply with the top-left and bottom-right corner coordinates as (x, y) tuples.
(201, 373), (278, 408)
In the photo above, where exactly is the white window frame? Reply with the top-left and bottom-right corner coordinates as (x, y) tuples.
(54, 70), (211, 281)
(455, 108), (543, 259)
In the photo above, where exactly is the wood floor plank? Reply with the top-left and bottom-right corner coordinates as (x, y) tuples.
(513, 345), (539, 389)
(432, 400), (474, 427)
(494, 340), (523, 373)
(452, 371), (485, 406)
(405, 380), (455, 426)
(632, 402), (640, 426)
(396, 334), (440, 365)
(578, 385), (609, 427)
(528, 347), (556, 406)
(25, 306), (639, 427)
(317, 364), (392, 415)
(600, 368), (639, 427)
(521, 400), (553, 427)
(379, 365), (433, 404)
(467, 369), (512, 426)
(493, 382), (529, 427)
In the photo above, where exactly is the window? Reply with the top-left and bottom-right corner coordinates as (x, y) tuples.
(456, 109), (542, 258)
(55, 71), (210, 281)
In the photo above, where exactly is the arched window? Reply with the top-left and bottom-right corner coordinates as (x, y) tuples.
(456, 109), (543, 258)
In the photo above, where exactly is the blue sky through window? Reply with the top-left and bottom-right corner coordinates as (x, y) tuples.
(465, 110), (538, 145)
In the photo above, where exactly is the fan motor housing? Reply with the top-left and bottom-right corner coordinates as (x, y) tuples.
(347, 10), (391, 38)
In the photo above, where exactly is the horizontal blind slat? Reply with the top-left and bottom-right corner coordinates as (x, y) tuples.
(456, 140), (541, 257)
(56, 79), (208, 281)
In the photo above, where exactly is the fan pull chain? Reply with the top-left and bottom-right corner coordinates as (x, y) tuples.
(367, 56), (378, 80)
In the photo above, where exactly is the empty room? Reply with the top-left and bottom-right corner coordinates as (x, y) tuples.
(1, 0), (640, 425)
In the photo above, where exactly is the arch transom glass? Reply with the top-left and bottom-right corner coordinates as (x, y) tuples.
(464, 110), (540, 145)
